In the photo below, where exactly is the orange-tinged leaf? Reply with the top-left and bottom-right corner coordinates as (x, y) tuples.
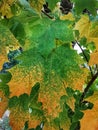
(28, 119), (41, 129)
(9, 67), (42, 97)
(10, 107), (42, 129)
(9, 108), (29, 130)
(0, 91), (8, 118)
(65, 68), (89, 90)
(39, 90), (62, 118)
(89, 52), (98, 65)
(81, 92), (98, 130)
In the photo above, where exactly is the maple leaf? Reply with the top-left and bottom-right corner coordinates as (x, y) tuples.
(0, 24), (20, 52)
(89, 52), (98, 65)
(0, 1), (98, 130)
(46, 0), (60, 10)
(8, 83), (44, 129)
(2, 12), (89, 130)
(29, 0), (45, 13)
(8, 14), (86, 89)
(0, 24), (20, 72)
(88, 22), (98, 51)
(0, 0), (15, 18)
(74, 15), (91, 38)
(72, 0), (98, 15)
(60, 12), (75, 21)
(80, 92), (98, 130)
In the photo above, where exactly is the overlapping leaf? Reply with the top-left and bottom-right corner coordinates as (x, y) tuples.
(11, 14), (86, 87)
(8, 83), (44, 129)
(46, 0), (60, 10)
(29, 0), (45, 13)
(72, 0), (98, 15)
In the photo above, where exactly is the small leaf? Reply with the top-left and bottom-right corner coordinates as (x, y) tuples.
(46, 0), (60, 10)
(0, 71), (12, 83)
(87, 41), (96, 51)
(66, 87), (74, 97)
(35, 125), (41, 130)
(84, 88), (94, 98)
(0, 84), (10, 97)
(8, 96), (19, 108)
(10, 21), (26, 46)
(63, 103), (74, 120)
(24, 121), (29, 130)
(19, 93), (29, 111)
(70, 121), (80, 130)
(83, 49), (90, 61)
(30, 82), (40, 102)
(72, 110), (84, 122)
(58, 103), (71, 127)
(74, 30), (80, 40)
(60, 95), (68, 106)
(79, 37), (87, 47)
(73, 90), (82, 102)
(80, 101), (94, 110)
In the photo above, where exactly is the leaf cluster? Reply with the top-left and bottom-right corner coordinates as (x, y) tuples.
(8, 83), (43, 117)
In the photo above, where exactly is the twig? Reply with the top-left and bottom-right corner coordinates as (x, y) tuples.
(75, 40), (93, 77)
(41, 10), (54, 19)
(80, 71), (98, 102)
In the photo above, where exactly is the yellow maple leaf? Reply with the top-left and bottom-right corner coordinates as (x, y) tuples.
(74, 15), (91, 38)
(29, 0), (45, 13)
(0, 1), (13, 18)
(60, 13), (75, 21)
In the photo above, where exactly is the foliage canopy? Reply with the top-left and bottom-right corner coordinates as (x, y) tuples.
(0, 0), (98, 130)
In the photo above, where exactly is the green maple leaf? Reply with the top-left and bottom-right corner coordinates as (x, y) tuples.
(46, 0), (60, 10)
(0, 24), (18, 52)
(1, 10), (85, 86)
(16, 44), (83, 85)
(23, 16), (74, 56)
(53, 103), (71, 129)
(72, 0), (98, 15)
(0, 84), (10, 97)
(12, 13), (84, 85)
(10, 21), (26, 46)
(0, 71), (12, 83)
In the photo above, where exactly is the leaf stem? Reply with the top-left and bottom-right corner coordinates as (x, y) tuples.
(41, 10), (54, 19)
(75, 40), (93, 77)
(80, 71), (98, 102)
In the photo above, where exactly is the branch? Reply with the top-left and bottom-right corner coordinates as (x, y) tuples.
(41, 10), (54, 19)
(75, 40), (93, 77)
(80, 71), (98, 102)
